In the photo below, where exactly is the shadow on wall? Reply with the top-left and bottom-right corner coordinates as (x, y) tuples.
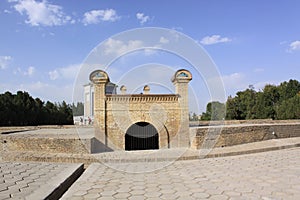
(91, 138), (113, 153)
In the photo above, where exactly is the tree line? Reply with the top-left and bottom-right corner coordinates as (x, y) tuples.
(201, 79), (300, 120)
(72, 102), (84, 116)
(0, 91), (74, 126)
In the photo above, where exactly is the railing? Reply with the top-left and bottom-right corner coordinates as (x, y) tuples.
(106, 94), (179, 102)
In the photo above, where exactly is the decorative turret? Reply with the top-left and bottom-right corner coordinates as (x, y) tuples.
(143, 85), (150, 94)
(89, 70), (110, 144)
(120, 85), (127, 94)
(90, 70), (109, 85)
(172, 69), (192, 147)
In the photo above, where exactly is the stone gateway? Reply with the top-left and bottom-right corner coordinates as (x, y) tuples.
(89, 69), (192, 150)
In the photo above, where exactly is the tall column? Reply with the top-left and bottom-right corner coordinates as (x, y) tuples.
(172, 69), (192, 147)
(90, 70), (109, 144)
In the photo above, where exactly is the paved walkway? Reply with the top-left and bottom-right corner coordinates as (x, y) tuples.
(0, 162), (83, 199)
(62, 147), (300, 200)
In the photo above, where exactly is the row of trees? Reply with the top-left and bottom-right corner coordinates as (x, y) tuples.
(72, 102), (84, 116)
(201, 79), (300, 120)
(0, 91), (73, 126)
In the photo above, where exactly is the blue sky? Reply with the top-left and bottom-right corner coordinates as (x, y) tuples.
(0, 0), (299, 113)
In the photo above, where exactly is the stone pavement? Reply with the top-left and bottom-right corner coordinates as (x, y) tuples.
(62, 147), (300, 200)
(0, 162), (83, 199)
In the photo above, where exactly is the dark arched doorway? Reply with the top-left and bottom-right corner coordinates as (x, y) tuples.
(125, 122), (159, 151)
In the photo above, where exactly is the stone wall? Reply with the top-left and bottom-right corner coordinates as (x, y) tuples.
(104, 95), (181, 149)
(189, 119), (300, 127)
(1, 122), (299, 155)
(190, 123), (300, 149)
(0, 126), (109, 154)
(0, 136), (91, 154)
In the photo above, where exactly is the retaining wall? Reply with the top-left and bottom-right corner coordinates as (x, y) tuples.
(190, 123), (300, 149)
(189, 119), (300, 127)
(0, 136), (92, 154)
(1, 122), (299, 155)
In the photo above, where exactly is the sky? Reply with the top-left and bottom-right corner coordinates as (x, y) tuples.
(0, 0), (299, 113)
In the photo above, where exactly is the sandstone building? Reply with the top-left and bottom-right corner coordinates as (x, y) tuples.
(88, 69), (192, 150)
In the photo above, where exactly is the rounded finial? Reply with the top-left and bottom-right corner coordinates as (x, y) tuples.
(120, 85), (127, 94)
(143, 85), (150, 94)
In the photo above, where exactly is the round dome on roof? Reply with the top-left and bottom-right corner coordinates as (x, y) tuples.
(120, 85), (127, 94)
(143, 85), (150, 91)
(120, 85), (127, 91)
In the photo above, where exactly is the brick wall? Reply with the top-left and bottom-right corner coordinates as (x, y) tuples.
(190, 123), (300, 149)
(0, 136), (91, 154)
(1, 122), (299, 155)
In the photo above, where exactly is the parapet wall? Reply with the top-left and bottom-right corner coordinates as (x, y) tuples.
(0, 127), (108, 155)
(1, 122), (299, 155)
(0, 135), (91, 154)
(189, 119), (300, 127)
(190, 122), (300, 149)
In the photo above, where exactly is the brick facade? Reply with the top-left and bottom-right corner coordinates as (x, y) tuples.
(89, 69), (192, 150)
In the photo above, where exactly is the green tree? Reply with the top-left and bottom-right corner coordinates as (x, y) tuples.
(189, 112), (199, 121)
(278, 79), (300, 101)
(224, 79), (299, 120)
(58, 101), (73, 125)
(225, 96), (239, 120)
(225, 89), (257, 120)
(201, 101), (226, 120)
(0, 91), (74, 126)
(254, 85), (279, 119)
(0, 92), (16, 125)
(276, 94), (300, 119)
(72, 102), (84, 116)
(236, 89), (257, 119)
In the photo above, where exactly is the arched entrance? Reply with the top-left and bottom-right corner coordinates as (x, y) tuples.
(125, 122), (159, 151)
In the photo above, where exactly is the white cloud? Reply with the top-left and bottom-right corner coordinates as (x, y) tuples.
(49, 69), (59, 80)
(143, 49), (157, 56)
(253, 81), (271, 91)
(48, 64), (80, 81)
(0, 56), (12, 69)
(24, 66), (35, 76)
(288, 40), (300, 52)
(159, 37), (169, 44)
(252, 80), (280, 92)
(10, 0), (73, 26)
(218, 72), (248, 97)
(222, 73), (245, 88)
(219, 73), (280, 97)
(13, 67), (22, 75)
(254, 68), (264, 73)
(12, 66), (35, 76)
(279, 41), (287, 45)
(103, 38), (144, 56)
(82, 9), (120, 25)
(136, 12), (150, 25)
(4, 9), (11, 14)
(200, 35), (232, 45)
